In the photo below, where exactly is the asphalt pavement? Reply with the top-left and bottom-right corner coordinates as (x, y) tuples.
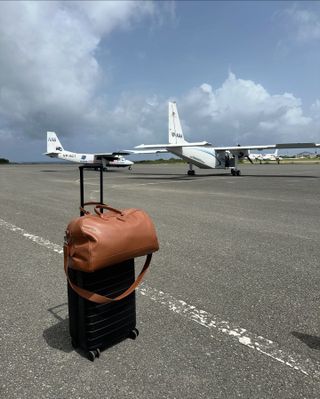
(0, 163), (320, 398)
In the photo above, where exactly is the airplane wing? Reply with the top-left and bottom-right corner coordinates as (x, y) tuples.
(133, 142), (320, 156)
(213, 142), (320, 151)
(94, 151), (131, 156)
(126, 149), (168, 154)
(134, 141), (211, 150)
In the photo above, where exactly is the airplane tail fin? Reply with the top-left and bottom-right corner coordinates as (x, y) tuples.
(168, 102), (188, 144)
(47, 131), (64, 154)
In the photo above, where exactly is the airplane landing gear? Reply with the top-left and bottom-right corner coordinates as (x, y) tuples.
(230, 154), (241, 176)
(231, 169), (241, 176)
(128, 166), (132, 171)
(187, 163), (195, 176)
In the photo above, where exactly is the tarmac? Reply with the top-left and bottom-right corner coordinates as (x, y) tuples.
(0, 162), (320, 398)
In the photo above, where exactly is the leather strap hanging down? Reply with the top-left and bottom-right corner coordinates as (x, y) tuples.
(64, 244), (152, 304)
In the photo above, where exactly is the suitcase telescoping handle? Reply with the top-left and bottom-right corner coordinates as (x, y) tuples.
(79, 165), (104, 216)
(64, 245), (152, 304)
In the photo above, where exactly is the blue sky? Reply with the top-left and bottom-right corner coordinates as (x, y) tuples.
(0, 1), (319, 161)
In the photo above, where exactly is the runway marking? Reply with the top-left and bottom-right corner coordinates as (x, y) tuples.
(139, 286), (320, 379)
(0, 218), (63, 254)
(1, 216), (319, 379)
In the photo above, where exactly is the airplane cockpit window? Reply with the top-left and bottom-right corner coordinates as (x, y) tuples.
(81, 155), (86, 160)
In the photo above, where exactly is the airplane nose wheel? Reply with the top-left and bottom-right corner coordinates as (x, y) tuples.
(187, 163), (195, 176)
(231, 169), (241, 176)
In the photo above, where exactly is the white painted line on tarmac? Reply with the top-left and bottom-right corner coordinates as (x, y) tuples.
(139, 286), (320, 379)
(0, 216), (319, 379)
(0, 218), (63, 254)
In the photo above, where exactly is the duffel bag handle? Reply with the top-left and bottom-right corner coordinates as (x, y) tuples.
(94, 204), (124, 217)
(64, 244), (151, 304)
(80, 201), (107, 215)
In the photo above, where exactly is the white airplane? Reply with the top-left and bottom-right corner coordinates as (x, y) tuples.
(247, 151), (263, 162)
(44, 132), (134, 170)
(262, 149), (282, 162)
(248, 149), (282, 163)
(132, 102), (319, 176)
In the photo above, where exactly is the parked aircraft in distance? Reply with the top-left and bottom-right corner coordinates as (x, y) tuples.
(44, 132), (133, 170)
(249, 149), (282, 163)
(130, 102), (319, 176)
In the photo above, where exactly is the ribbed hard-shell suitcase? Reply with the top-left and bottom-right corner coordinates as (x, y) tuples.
(68, 259), (138, 360)
(67, 165), (139, 361)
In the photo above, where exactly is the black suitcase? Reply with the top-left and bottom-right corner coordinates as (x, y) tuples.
(67, 165), (138, 361)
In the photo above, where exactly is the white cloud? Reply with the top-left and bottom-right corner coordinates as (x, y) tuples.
(97, 73), (319, 150)
(0, 1), (159, 145)
(179, 73), (318, 145)
(311, 100), (320, 120)
(74, 1), (158, 36)
(283, 5), (320, 43)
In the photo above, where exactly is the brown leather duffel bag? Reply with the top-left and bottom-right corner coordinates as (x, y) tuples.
(64, 203), (159, 304)
(65, 203), (159, 273)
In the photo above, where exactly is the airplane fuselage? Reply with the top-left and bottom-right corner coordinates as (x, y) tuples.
(49, 151), (133, 168)
(262, 154), (281, 161)
(49, 151), (95, 164)
(108, 157), (134, 168)
(170, 147), (234, 169)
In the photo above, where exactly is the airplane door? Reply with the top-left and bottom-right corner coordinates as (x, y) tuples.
(224, 152), (235, 168)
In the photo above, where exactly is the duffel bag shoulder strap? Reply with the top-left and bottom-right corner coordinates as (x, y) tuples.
(64, 244), (151, 304)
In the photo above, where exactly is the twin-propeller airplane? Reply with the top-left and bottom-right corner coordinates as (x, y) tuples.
(44, 102), (319, 176)
(131, 102), (320, 175)
(248, 149), (282, 163)
(45, 132), (133, 170)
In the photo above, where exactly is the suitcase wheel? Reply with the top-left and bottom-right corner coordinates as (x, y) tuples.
(88, 348), (100, 362)
(128, 328), (139, 340)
